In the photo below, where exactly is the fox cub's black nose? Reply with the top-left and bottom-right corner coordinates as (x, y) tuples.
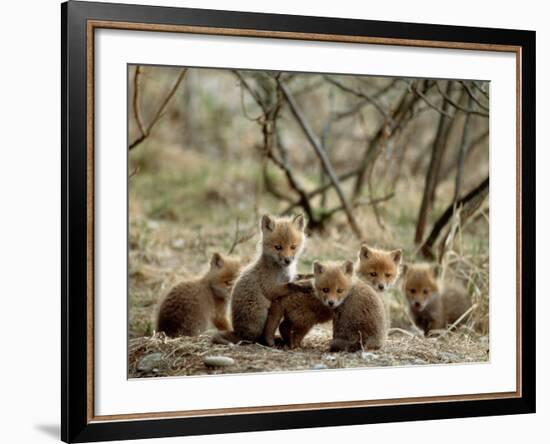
(378, 283), (384, 290)
(328, 300), (335, 307)
(284, 257), (292, 265)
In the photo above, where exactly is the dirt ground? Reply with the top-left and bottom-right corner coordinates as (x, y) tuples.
(128, 324), (489, 378)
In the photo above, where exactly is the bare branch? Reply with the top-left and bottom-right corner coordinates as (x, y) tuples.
(352, 83), (422, 199)
(441, 127), (489, 178)
(279, 81), (364, 239)
(280, 167), (361, 215)
(323, 76), (390, 119)
(459, 81), (489, 111)
(454, 96), (474, 201)
(263, 163), (295, 203)
(281, 92), (420, 214)
(323, 193), (395, 218)
(415, 81), (457, 244)
(470, 128), (490, 147)
(132, 66), (146, 137)
(237, 76), (263, 122)
(419, 176), (489, 259)
(319, 88), (337, 207)
(471, 81), (489, 99)
(329, 79), (401, 123)
(268, 132), (317, 223)
(128, 165), (140, 179)
(129, 67), (187, 150)
(149, 69), (188, 127)
(228, 217), (241, 255)
(315, 80), (401, 206)
(408, 80), (453, 118)
(227, 218), (255, 255)
(293, 77), (325, 97)
(435, 81), (489, 117)
(233, 70), (266, 112)
(233, 72), (319, 225)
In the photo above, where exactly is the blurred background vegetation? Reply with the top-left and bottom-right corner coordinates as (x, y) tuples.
(128, 65), (489, 340)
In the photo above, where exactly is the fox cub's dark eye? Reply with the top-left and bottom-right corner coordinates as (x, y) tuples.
(337, 288), (344, 294)
(225, 281), (233, 286)
(274, 245), (283, 250)
(370, 272), (377, 277)
(410, 288), (417, 294)
(290, 245), (297, 250)
(322, 288), (330, 293)
(423, 289), (429, 295)
(385, 273), (391, 278)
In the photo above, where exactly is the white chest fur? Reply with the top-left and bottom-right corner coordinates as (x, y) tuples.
(276, 262), (296, 284)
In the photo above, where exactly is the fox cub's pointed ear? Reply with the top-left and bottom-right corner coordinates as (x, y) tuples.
(313, 261), (324, 275)
(342, 260), (354, 276)
(210, 252), (224, 269)
(360, 244), (371, 259)
(261, 214), (275, 233)
(292, 213), (306, 231)
(391, 249), (403, 265)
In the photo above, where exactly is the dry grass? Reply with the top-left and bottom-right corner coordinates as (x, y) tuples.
(129, 325), (489, 378)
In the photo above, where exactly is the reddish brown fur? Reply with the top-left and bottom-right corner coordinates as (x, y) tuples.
(402, 263), (471, 335)
(263, 280), (332, 349)
(157, 253), (241, 337)
(356, 244), (402, 292)
(216, 214), (307, 344)
(313, 261), (388, 352)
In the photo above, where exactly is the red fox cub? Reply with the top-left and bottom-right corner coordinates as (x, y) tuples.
(263, 280), (332, 349)
(356, 244), (402, 292)
(156, 252), (241, 337)
(218, 213), (307, 344)
(313, 260), (387, 352)
(402, 263), (471, 336)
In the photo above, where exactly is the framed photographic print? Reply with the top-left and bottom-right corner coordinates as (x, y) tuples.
(61, 1), (536, 442)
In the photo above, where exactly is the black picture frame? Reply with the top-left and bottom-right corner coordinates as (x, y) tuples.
(61, 1), (536, 442)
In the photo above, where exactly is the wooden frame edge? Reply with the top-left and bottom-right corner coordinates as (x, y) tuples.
(82, 15), (526, 427)
(89, 19), (521, 53)
(86, 18), (95, 424)
(515, 45), (523, 399)
(90, 391), (520, 423)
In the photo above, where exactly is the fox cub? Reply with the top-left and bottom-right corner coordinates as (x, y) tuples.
(402, 263), (471, 335)
(263, 279), (332, 349)
(156, 252), (241, 337)
(313, 260), (387, 352)
(220, 213), (307, 343)
(262, 244), (402, 349)
(356, 244), (402, 291)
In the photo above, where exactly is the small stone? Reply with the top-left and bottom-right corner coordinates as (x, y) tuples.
(203, 355), (235, 367)
(322, 354), (336, 361)
(412, 358), (427, 365)
(137, 353), (163, 372)
(147, 221), (159, 230)
(361, 352), (378, 361)
(171, 238), (185, 249)
(312, 363), (327, 370)
(439, 352), (459, 361)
